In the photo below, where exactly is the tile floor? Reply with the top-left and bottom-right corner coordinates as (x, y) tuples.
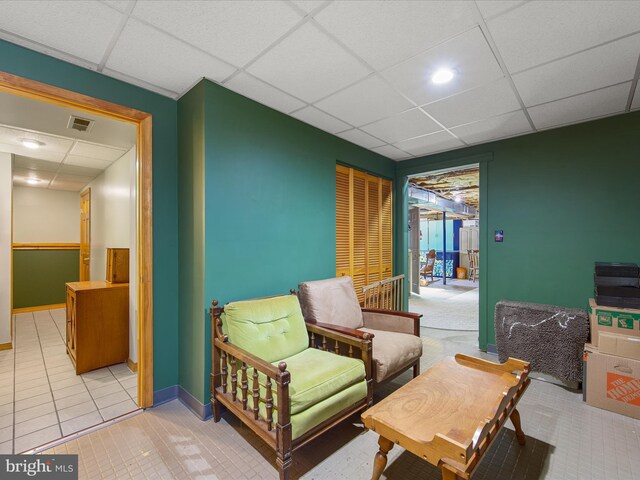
(0, 308), (139, 454)
(43, 328), (640, 479)
(410, 278), (479, 331)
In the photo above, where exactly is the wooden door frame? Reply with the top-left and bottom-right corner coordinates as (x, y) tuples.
(0, 71), (154, 408)
(79, 188), (91, 281)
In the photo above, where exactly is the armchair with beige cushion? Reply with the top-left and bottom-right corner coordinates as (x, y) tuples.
(298, 276), (423, 385)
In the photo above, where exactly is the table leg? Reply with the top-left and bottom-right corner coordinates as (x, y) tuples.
(441, 464), (463, 480)
(510, 408), (526, 445)
(371, 436), (394, 480)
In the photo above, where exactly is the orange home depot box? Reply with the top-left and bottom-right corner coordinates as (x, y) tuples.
(584, 344), (640, 419)
(588, 298), (640, 347)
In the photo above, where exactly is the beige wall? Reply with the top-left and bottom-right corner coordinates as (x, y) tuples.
(85, 146), (138, 361)
(0, 153), (11, 345)
(13, 186), (79, 243)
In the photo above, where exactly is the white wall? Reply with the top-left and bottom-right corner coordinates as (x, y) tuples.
(0, 153), (12, 345)
(13, 187), (79, 243)
(85, 147), (138, 361)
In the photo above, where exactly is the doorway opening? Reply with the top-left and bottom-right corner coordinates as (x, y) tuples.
(407, 165), (480, 333)
(0, 71), (153, 454)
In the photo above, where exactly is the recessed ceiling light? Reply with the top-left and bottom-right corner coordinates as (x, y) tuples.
(20, 138), (45, 149)
(26, 178), (41, 185)
(454, 195), (462, 203)
(431, 68), (454, 85)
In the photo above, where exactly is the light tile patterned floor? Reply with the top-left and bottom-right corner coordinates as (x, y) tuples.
(43, 328), (640, 479)
(0, 308), (139, 454)
(410, 279), (479, 331)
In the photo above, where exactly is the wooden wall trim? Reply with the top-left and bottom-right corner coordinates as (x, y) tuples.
(13, 243), (80, 250)
(0, 342), (12, 351)
(0, 70), (154, 408)
(13, 303), (65, 314)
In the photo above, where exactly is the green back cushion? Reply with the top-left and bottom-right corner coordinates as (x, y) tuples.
(223, 295), (308, 363)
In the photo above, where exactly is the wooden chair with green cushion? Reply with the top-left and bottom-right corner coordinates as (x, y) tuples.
(298, 276), (423, 385)
(210, 293), (373, 480)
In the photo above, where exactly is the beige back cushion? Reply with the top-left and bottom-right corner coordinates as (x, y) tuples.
(298, 276), (363, 329)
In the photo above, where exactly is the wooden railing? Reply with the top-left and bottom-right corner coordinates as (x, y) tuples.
(362, 274), (404, 311)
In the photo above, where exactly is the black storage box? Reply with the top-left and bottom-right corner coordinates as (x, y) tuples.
(595, 262), (639, 278)
(594, 274), (640, 288)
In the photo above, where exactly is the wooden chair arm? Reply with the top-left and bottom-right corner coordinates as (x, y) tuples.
(312, 321), (375, 340)
(361, 308), (422, 320)
(214, 337), (282, 379)
(361, 310), (421, 337)
(306, 322), (373, 349)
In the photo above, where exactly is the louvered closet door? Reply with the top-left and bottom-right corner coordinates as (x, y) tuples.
(352, 171), (368, 301)
(380, 179), (393, 280)
(336, 165), (393, 304)
(366, 176), (381, 285)
(336, 165), (351, 278)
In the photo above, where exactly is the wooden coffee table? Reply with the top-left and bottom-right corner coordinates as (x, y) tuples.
(361, 354), (530, 480)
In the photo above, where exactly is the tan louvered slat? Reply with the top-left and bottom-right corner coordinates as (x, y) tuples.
(336, 166), (350, 276)
(335, 165), (393, 304)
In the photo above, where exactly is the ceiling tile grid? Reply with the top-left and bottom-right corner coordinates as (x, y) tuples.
(0, 0), (637, 161)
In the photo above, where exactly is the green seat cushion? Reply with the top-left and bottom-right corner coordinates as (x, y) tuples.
(223, 295), (308, 362)
(291, 380), (367, 439)
(285, 348), (365, 414)
(230, 348), (367, 439)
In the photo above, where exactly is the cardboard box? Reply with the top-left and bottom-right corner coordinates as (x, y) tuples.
(588, 298), (640, 346)
(584, 344), (640, 419)
(599, 333), (640, 361)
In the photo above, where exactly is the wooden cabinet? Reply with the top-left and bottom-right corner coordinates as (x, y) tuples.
(106, 247), (129, 283)
(65, 281), (129, 374)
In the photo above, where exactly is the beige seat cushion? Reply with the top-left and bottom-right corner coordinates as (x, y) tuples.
(298, 276), (363, 329)
(359, 328), (423, 383)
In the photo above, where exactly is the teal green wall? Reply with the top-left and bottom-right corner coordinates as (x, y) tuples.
(13, 250), (79, 308)
(177, 79), (395, 404)
(396, 112), (640, 349)
(0, 40), (179, 392)
(177, 83), (206, 401)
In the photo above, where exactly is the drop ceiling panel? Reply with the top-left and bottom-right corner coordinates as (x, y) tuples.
(102, 0), (134, 13)
(291, 1), (325, 14)
(131, 1), (302, 67)
(291, 106), (351, 134)
(0, 1), (122, 64)
(53, 173), (95, 185)
(58, 164), (103, 177)
(0, 126), (73, 153)
(106, 18), (236, 95)
(475, 1), (526, 21)
(513, 34), (640, 107)
(224, 72), (305, 114)
(372, 144), (412, 161)
(247, 23), (371, 103)
(0, 143), (65, 163)
(361, 108), (441, 144)
(423, 78), (521, 128)
(395, 130), (463, 157)
(528, 82), (630, 130)
(451, 110), (532, 144)
(382, 28), (504, 106)
(488, 0), (640, 73)
(13, 168), (56, 182)
(315, 75), (413, 127)
(70, 142), (125, 161)
(314, 1), (478, 70)
(337, 129), (385, 149)
(13, 156), (61, 173)
(64, 155), (113, 170)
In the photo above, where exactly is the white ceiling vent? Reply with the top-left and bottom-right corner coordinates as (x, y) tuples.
(67, 115), (95, 133)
